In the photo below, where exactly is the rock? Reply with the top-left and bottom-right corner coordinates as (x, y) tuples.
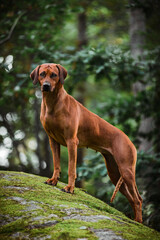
(0, 170), (160, 240)
(90, 228), (124, 240)
(79, 226), (87, 230)
(62, 214), (112, 222)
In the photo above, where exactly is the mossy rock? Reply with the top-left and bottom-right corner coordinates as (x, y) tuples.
(0, 171), (159, 240)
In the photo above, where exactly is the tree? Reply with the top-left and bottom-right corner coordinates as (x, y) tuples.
(76, 9), (88, 188)
(129, 0), (154, 152)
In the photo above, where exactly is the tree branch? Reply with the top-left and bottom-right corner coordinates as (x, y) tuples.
(0, 11), (26, 45)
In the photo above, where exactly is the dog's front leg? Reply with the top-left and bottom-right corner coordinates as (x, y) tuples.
(63, 138), (78, 193)
(45, 137), (60, 186)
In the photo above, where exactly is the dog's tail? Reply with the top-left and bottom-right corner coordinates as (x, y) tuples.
(110, 176), (123, 203)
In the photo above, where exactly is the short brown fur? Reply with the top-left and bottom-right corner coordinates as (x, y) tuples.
(30, 63), (143, 223)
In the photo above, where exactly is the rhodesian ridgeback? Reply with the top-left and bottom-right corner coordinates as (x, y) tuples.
(30, 63), (142, 223)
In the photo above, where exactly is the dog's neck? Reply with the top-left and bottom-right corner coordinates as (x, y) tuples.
(42, 85), (66, 114)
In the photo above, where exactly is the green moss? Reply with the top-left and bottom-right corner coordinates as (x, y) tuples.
(51, 220), (98, 240)
(0, 170), (160, 240)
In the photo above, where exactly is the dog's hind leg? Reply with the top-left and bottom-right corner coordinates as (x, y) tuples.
(102, 153), (136, 216)
(120, 167), (142, 223)
(135, 184), (143, 204)
(112, 143), (143, 223)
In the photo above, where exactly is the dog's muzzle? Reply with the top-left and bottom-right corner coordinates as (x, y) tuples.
(42, 82), (51, 92)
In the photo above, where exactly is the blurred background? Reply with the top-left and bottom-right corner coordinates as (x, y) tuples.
(0, 0), (160, 231)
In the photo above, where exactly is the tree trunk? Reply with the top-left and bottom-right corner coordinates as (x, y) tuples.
(43, 133), (52, 177)
(78, 12), (88, 49)
(129, 3), (146, 94)
(129, 0), (154, 151)
(154, 67), (160, 153)
(34, 96), (44, 175)
(34, 96), (52, 177)
(76, 11), (88, 188)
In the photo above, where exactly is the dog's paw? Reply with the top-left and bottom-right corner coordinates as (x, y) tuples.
(61, 185), (74, 194)
(44, 178), (58, 186)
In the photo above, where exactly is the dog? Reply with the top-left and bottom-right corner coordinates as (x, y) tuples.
(30, 63), (143, 223)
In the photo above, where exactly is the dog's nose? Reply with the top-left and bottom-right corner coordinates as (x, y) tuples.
(42, 82), (51, 92)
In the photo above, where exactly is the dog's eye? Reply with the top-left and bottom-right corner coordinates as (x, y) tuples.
(40, 71), (46, 77)
(50, 73), (57, 78)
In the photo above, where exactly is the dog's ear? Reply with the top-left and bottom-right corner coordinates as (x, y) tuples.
(56, 64), (67, 85)
(30, 65), (41, 85)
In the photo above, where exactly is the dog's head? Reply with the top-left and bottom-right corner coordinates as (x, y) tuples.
(30, 63), (67, 92)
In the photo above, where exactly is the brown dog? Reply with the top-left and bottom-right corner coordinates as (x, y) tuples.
(30, 63), (143, 223)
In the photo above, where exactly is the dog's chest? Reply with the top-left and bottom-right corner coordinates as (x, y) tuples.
(41, 113), (59, 131)
(41, 112), (66, 145)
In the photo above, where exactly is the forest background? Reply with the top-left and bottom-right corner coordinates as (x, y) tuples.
(0, 0), (160, 231)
